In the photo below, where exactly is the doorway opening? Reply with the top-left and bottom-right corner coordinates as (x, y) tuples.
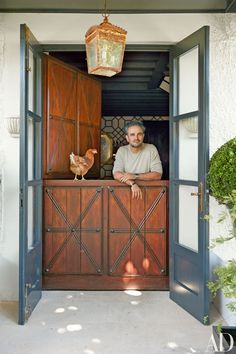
(49, 50), (170, 180)
(20, 24), (210, 324)
(42, 49), (170, 290)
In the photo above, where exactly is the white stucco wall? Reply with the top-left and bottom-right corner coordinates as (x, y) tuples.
(0, 13), (235, 301)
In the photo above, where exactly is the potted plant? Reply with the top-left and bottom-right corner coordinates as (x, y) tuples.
(207, 137), (236, 353)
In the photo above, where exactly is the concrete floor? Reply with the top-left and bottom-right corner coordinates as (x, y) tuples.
(0, 291), (221, 354)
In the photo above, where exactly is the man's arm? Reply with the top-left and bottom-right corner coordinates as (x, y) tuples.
(135, 171), (162, 180)
(114, 171), (161, 183)
(113, 171), (134, 185)
(113, 171), (142, 200)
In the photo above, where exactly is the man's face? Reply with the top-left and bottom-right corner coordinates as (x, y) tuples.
(126, 125), (144, 148)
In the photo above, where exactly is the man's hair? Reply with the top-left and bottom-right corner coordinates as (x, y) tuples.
(124, 121), (146, 135)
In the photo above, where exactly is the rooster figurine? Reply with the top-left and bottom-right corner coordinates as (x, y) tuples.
(70, 149), (98, 181)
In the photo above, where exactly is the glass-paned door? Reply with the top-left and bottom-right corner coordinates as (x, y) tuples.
(170, 27), (209, 323)
(19, 24), (43, 324)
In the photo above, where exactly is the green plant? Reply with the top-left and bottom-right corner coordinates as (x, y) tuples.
(208, 191), (236, 316)
(207, 137), (236, 320)
(210, 191), (236, 247)
(208, 260), (236, 313)
(207, 137), (236, 204)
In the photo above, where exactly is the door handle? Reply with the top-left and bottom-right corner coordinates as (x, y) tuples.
(190, 182), (203, 213)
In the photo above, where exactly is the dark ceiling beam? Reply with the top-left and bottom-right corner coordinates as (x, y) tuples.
(113, 70), (154, 77)
(102, 108), (169, 116)
(0, 0), (231, 13)
(120, 62), (157, 70)
(103, 77), (151, 83)
(103, 95), (168, 101)
(103, 83), (149, 91)
(103, 89), (168, 96)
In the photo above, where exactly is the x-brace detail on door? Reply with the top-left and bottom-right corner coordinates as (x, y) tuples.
(108, 187), (166, 274)
(44, 187), (102, 274)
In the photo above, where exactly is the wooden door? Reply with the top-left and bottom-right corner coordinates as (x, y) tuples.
(77, 73), (101, 178)
(108, 185), (167, 278)
(43, 180), (169, 290)
(43, 185), (103, 286)
(43, 55), (77, 178)
(43, 55), (101, 179)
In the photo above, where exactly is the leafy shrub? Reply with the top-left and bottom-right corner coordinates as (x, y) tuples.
(208, 137), (236, 204)
(208, 259), (236, 313)
(208, 138), (236, 319)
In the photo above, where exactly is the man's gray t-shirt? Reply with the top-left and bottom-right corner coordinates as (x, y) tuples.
(113, 143), (163, 175)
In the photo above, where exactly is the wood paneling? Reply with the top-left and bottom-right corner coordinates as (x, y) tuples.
(108, 186), (167, 277)
(43, 55), (101, 179)
(43, 56), (77, 178)
(43, 186), (103, 275)
(77, 73), (101, 177)
(43, 180), (169, 290)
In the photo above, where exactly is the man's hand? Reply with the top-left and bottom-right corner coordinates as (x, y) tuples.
(119, 172), (135, 183)
(131, 184), (142, 200)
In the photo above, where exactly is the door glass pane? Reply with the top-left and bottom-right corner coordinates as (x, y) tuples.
(28, 117), (34, 181)
(34, 185), (42, 244)
(28, 48), (35, 112)
(35, 121), (41, 180)
(178, 46), (198, 115)
(178, 185), (198, 252)
(28, 186), (34, 249)
(35, 56), (42, 116)
(179, 117), (198, 181)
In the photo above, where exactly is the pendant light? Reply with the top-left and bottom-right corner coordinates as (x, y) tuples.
(85, 0), (127, 77)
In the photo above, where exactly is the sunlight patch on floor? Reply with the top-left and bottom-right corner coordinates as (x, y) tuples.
(54, 307), (65, 313)
(83, 349), (95, 354)
(130, 300), (140, 305)
(167, 342), (178, 349)
(124, 290), (142, 297)
(57, 324), (82, 333)
(68, 306), (78, 310)
(67, 324), (82, 332)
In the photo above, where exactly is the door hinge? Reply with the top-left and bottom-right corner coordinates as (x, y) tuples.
(20, 190), (23, 208)
(25, 283), (32, 321)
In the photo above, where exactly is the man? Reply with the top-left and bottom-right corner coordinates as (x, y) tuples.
(113, 121), (163, 199)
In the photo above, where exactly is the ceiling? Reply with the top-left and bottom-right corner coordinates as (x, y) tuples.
(1, 0), (236, 13)
(50, 51), (169, 116)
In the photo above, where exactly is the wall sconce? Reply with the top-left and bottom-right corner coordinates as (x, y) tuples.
(5, 116), (20, 138)
(183, 117), (198, 138)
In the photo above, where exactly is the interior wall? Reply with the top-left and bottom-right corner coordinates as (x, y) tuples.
(0, 13), (236, 300)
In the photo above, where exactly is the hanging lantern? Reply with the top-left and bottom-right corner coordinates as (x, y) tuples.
(85, 6), (127, 77)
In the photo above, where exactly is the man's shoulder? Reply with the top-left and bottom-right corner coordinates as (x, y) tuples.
(117, 145), (129, 153)
(143, 143), (158, 152)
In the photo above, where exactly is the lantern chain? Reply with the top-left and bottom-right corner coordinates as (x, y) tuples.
(102, 0), (109, 20)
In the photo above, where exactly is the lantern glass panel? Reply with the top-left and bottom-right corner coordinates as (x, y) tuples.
(99, 39), (123, 69)
(86, 38), (97, 71)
